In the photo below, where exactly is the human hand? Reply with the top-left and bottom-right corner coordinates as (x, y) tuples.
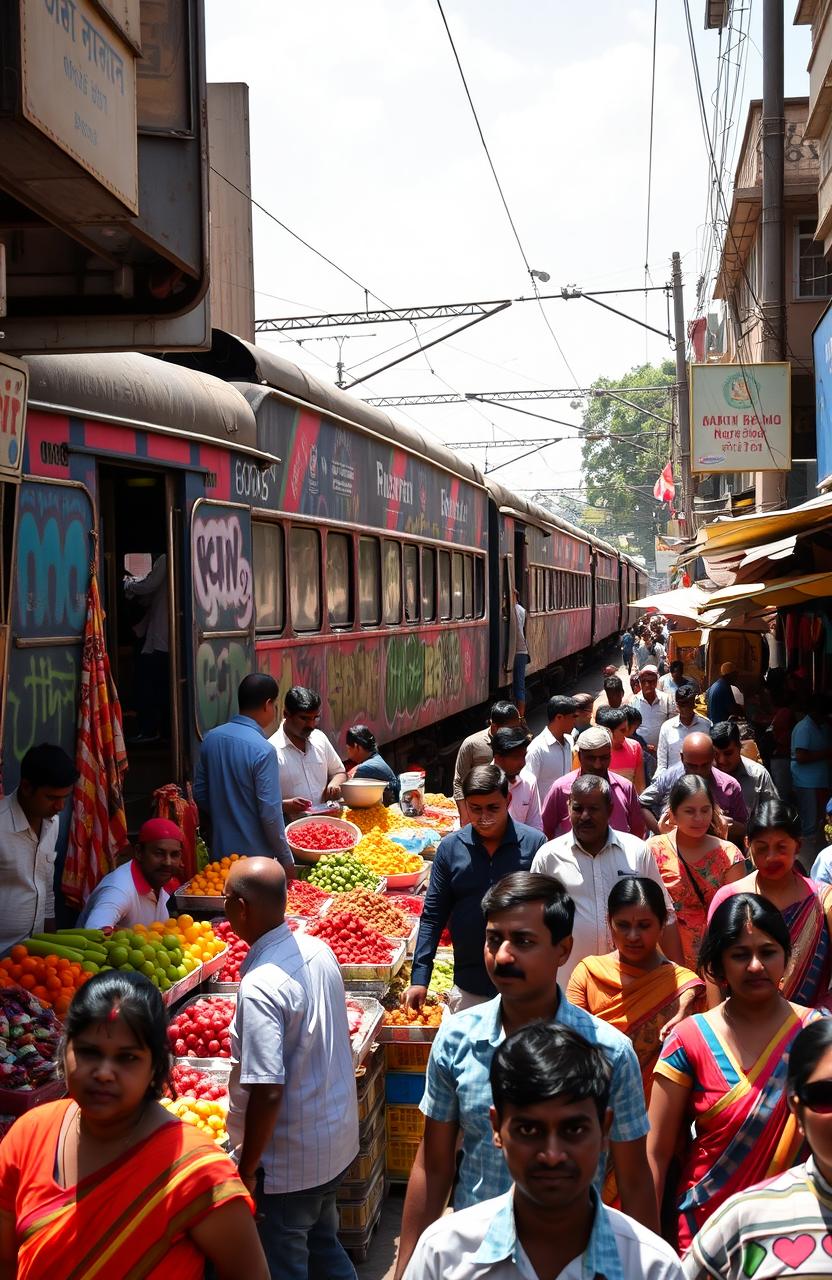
(658, 808), (677, 833)
(404, 985), (428, 1011)
(284, 797), (312, 820)
(324, 780), (342, 800)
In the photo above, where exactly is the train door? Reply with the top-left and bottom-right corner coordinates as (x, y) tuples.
(99, 464), (185, 830)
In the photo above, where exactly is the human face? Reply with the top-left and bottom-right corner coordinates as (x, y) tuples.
(577, 745), (611, 777)
(713, 740), (742, 774)
(484, 902), (572, 999)
(719, 921), (786, 999)
(284, 705), (321, 741)
(495, 746), (528, 782)
(575, 708), (593, 731)
(491, 1094), (610, 1213)
(19, 780), (73, 821)
(676, 696), (696, 725)
(640, 673), (658, 700)
(609, 903), (664, 967)
(748, 828), (799, 883)
(64, 1017), (155, 1125)
(569, 788), (611, 850)
(792, 1045), (832, 1182)
(680, 741), (714, 777)
(551, 712), (576, 738)
(466, 790), (510, 842)
(610, 724), (628, 750)
(672, 792), (713, 840)
(136, 839), (182, 893)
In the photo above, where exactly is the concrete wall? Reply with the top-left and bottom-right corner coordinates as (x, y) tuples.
(207, 83), (255, 344)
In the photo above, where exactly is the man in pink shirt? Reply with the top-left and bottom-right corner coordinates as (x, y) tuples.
(540, 726), (646, 839)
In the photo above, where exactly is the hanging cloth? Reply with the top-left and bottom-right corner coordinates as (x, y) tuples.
(152, 782), (199, 881)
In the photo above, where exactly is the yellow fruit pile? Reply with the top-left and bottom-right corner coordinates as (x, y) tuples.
(423, 793), (456, 810)
(342, 805), (420, 834)
(187, 854), (243, 896)
(161, 1095), (228, 1143)
(353, 832), (424, 877)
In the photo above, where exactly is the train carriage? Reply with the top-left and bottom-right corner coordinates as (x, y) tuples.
(592, 542), (621, 646)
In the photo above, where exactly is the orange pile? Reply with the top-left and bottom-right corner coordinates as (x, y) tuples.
(0, 948), (88, 1017)
(383, 1001), (443, 1028)
(187, 854), (242, 897)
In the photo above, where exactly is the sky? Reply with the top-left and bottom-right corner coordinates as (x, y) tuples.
(204, 1), (811, 501)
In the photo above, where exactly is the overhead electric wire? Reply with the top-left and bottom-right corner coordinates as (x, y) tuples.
(643, 0), (659, 287)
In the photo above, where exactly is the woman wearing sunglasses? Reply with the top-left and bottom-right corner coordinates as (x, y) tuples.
(683, 1019), (832, 1277)
(707, 800), (832, 1008)
(647, 893), (822, 1254)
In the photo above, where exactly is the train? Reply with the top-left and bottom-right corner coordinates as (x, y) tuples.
(0, 329), (647, 818)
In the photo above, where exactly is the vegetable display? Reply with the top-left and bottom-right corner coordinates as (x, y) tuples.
(287, 822), (356, 853)
(353, 833), (423, 877)
(429, 955), (455, 995)
(306, 913), (394, 965)
(386, 894), (425, 916)
(342, 805), (420, 834)
(0, 988), (62, 1090)
(167, 997), (235, 1059)
(335, 888), (410, 937)
(307, 853), (379, 894)
(169, 1063), (228, 1101)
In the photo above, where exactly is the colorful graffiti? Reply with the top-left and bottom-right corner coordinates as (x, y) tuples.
(195, 639), (250, 734)
(5, 650), (79, 767)
(192, 511), (253, 630)
(191, 505), (254, 738)
(15, 483), (90, 636)
(327, 646), (380, 729)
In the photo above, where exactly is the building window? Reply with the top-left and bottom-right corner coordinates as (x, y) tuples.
(796, 219), (832, 298)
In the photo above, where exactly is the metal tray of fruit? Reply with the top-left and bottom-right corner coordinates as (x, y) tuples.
(383, 863), (430, 892)
(208, 976), (240, 994)
(162, 965), (204, 1008)
(378, 1009), (444, 1042)
(346, 995), (385, 1069)
(172, 881), (226, 914)
(338, 938), (407, 984)
(171, 993), (236, 1071)
(199, 944), (230, 981)
(324, 876), (387, 897)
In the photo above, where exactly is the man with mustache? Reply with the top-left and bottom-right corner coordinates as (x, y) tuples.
(394, 872), (658, 1278)
(270, 686), (347, 822)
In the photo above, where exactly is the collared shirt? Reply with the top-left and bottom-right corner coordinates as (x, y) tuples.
(123, 554), (168, 654)
(541, 769), (646, 841)
(630, 691), (673, 747)
(635, 641), (665, 672)
(404, 1187), (685, 1280)
(193, 715), (292, 868)
(0, 792), (59, 952)
(658, 673), (700, 696)
(531, 828), (675, 984)
(270, 724), (344, 805)
(524, 727), (574, 806)
(726, 756), (778, 813)
(656, 712), (712, 771)
(639, 764), (748, 827)
(791, 715), (832, 790)
(78, 860), (170, 929)
(514, 603), (528, 656)
(810, 844), (832, 885)
(411, 819), (546, 996)
(453, 728), (494, 802)
(420, 992), (648, 1209)
(227, 924), (358, 1194)
(507, 772), (543, 831)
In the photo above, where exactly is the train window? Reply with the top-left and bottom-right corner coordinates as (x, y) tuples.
(451, 552), (464, 620)
(438, 550), (451, 620)
(538, 568), (545, 612)
(462, 554), (473, 618)
(548, 570), (554, 611)
(474, 556), (485, 618)
(326, 532), (352, 629)
(289, 526), (321, 632)
(383, 540), (402, 624)
(359, 536), (381, 626)
(404, 544), (419, 622)
(253, 521), (285, 631)
(421, 547), (436, 621)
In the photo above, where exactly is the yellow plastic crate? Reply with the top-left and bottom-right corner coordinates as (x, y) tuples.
(384, 1042), (432, 1072)
(340, 1113), (386, 1190)
(337, 1160), (386, 1233)
(386, 1103), (425, 1140)
(386, 1135), (421, 1179)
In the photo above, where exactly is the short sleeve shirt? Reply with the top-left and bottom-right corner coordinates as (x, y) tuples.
(270, 725), (344, 803)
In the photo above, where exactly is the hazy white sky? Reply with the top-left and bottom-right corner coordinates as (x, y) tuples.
(204, 2), (810, 496)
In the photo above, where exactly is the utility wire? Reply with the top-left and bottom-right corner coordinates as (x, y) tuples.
(644, 0), (659, 287)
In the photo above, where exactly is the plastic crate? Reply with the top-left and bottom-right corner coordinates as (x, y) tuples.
(384, 1042), (431, 1072)
(356, 1051), (385, 1126)
(386, 1134), (422, 1179)
(337, 1158), (386, 1232)
(340, 1110), (386, 1191)
(386, 1103), (425, 1140)
(385, 1071), (425, 1105)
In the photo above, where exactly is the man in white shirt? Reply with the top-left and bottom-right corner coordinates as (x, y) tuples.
(531, 774), (681, 983)
(659, 659), (700, 698)
(0, 744), (76, 952)
(629, 666), (672, 782)
(524, 695), (578, 808)
(403, 1021), (683, 1280)
(270, 686), (347, 821)
(78, 818), (184, 929)
(490, 727), (543, 832)
(512, 589), (529, 719)
(656, 685), (712, 771)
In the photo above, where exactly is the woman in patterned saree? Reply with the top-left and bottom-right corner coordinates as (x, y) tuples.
(0, 971), (268, 1280)
(647, 893), (820, 1254)
(708, 799), (832, 1009)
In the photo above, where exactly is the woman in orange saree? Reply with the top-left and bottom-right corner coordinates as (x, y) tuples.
(0, 971), (268, 1280)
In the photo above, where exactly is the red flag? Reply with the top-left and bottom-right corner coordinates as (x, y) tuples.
(653, 462), (675, 504)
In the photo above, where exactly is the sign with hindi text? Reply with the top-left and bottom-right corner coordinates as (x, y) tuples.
(690, 362), (791, 474)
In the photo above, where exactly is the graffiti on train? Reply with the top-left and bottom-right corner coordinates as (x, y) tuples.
(5, 650), (79, 765)
(15, 483), (90, 637)
(192, 510), (253, 630)
(384, 630), (471, 724)
(327, 647), (380, 729)
(195, 638), (252, 734)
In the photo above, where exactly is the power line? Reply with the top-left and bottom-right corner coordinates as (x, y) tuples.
(644, 0), (659, 285)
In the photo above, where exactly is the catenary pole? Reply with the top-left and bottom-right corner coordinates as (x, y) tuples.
(671, 251), (694, 530)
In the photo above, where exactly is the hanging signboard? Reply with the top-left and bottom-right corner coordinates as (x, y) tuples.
(813, 301), (832, 491)
(689, 362), (791, 474)
(0, 355), (28, 481)
(654, 537), (677, 573)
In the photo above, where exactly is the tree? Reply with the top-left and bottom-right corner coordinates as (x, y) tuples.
(580, 359), (676, 563)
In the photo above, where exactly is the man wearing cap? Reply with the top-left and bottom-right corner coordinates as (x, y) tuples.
(629, 666), (672, 783)
(490, 727), (543, 832)
(78, 819), (184, 929)
(706, 662), (740, 723)
(540, 726), (646, 840)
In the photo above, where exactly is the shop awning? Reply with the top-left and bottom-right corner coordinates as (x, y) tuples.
(697, 570), (832, 613)
(686, 492), (832, 559)
(630, 586), (724, 624)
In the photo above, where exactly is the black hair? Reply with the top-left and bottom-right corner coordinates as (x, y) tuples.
(698, 893), (792, 985)
(711, 720), (741, 749)
(238, 672), (278, 713)
(490, 727), (532, 755)
(491, 1023), (611, 1122)
(19, 744), (77, 790)
(462, 763), (509, 799)
(603, 676), (624, 696)
(787, 1020), (832, 1098)
(346, 724), (377, 753)
(624, 706), (642, 728)
(572, 693), (594, 713)
(595, 706), (627, 732)
(607, 875), (668, 926)
(670, 659), (684, 672)
(546, 695), (579, 721)
(746, 799), (802, 843)
(63, 971), (171, 1099)
(482, 871), (575, 945)
(490, 701), (520, 726)
(284, 685), (322, 714)
(570, 773), (612, 806)
(668, 773), (714, 812)
(675, 683), (697, 701)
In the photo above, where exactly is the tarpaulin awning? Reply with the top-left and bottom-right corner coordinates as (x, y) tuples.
(630, 586), (723, 624)
(697, 570), (832, 613)
(686, 492), (832, 559)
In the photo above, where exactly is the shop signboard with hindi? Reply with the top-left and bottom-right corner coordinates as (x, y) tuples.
(813, 302), (832, 491)
(0, 355), (28, 481)
(689, 362), (791, 474)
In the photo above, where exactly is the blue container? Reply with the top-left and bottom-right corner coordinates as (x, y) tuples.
(385, 1071), (426, 1105)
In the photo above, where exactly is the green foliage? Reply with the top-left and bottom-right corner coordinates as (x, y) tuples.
(580, 360), (676, 561)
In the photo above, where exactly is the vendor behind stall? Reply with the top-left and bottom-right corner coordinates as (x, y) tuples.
(343, 725), (400, 804)
(77, 819), (184, 930)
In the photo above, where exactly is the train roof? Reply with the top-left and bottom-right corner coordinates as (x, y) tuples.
(484, 477), (631, 563)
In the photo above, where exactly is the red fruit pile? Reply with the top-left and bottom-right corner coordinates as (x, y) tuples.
(386, 894), (425, 915)
(168, 998), (235, 1059)
(346, 999), (365, 1039)
(307, 912), (394, 965)
(288, 822), (355, 853)
(169, 1063), (229, 1101)
(285, 879), (332, 917)
(213, 920), (249, 983)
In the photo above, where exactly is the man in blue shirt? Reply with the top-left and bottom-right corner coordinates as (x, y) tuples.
(394, 872), (658, 1277)
(705, 662), (739, 723)
(193, 673), (292, 870)
(405, 765), (545, 1012)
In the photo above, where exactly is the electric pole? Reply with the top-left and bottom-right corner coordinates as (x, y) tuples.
(759, 0), (787, 510)
(671, 250), (694, 530)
